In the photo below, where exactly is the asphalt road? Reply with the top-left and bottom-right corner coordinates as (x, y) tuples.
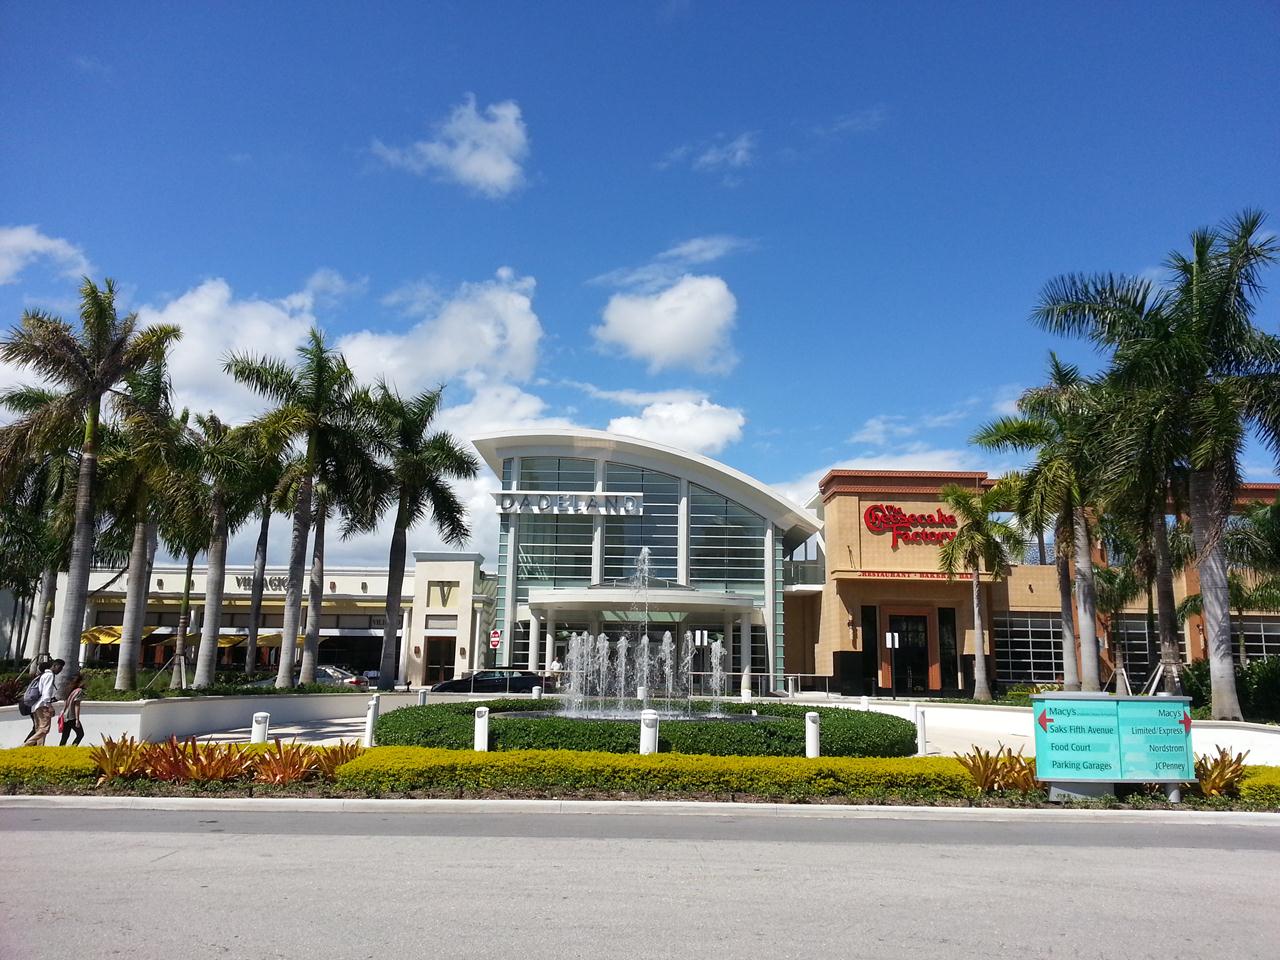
(3, 806), (1277, 960)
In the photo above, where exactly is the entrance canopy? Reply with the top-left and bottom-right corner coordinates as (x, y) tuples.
(526, 586), (757, 618)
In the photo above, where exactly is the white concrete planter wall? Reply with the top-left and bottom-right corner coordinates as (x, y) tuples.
(0, 692), (421, 748)
(830, 697), (1280, 766)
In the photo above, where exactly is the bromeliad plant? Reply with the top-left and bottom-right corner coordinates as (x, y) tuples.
(1195, 747), (1250, 798)
(88, 735), (362, 786)
(955, 745), (1040, 795)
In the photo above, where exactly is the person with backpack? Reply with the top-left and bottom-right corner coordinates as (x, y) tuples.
(58, 674), (86, 746)
(21, 659), (64, 747)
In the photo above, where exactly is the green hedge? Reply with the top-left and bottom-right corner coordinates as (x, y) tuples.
(374, 699), (917, 758)
(1240, 766), (1280, 806)
(335, 747), (975, 800)
(0, 747), (97, 786)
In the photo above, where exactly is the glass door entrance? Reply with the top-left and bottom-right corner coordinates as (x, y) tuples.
(888, 614), (929, 695)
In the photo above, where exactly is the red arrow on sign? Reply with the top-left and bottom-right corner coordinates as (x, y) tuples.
(1180, 711), (1193, 734)
(1037, 710), (1054, 733)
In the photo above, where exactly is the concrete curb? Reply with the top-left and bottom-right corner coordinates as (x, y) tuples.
(1, 794), (1275, 825)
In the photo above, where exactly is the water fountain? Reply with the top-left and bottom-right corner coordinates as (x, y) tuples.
(544, 549), (760, 723)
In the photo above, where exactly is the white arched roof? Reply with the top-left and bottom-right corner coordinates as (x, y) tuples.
(471, 428), (821, 546)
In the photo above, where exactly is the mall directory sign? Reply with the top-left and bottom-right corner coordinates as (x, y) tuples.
(1031, 693), (1195, 783)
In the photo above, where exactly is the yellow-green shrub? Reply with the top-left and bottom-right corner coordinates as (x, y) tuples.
(334, 747), (976, 800)
(1240, 766), (1280, 807)
(0, 747), (97, 785)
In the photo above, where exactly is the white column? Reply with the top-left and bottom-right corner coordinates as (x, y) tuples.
(591, 458), (604, 585)
(528, 610), (541, 672)
(471, 605), (485, 671)
(738, 615), (751, 698)
(396, 605), (411, 685)
(677, 478), (690, 585)
(764, 524), (777, 694)
(544, 608), (556, 672)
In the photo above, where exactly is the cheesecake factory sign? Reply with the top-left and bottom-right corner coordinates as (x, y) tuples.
(494, 491), (644, 515)
(863, 503), (957, 548)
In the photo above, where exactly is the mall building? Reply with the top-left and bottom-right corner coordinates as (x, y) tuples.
(8, 553), (495, 687)
(474, 428), (1280, 696)
(5, 428), (1278, 695)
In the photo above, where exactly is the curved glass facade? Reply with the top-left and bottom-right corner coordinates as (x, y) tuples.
(602, 462), (679, 584)
(688, 483), (765, 596)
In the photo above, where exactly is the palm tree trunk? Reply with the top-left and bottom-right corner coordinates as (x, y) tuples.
(18, 593), (34, 663)
(378, 496), (409, 691)
(1036, 529), (1047, 566)
(54, 398), (101, 693)
(1190, 468), (1243, 719)
(971, 568), (992, 702)
(1151, 515), (1184, 695)
(299, 506), (326, 685)
(1110, 607), (1129, 693)
(1073, 507), (1102, 692)
(1055, 515), (1080, 690)
(244, 501), (271, 675)
(194, 490), (228, 688)
(35, 568), (57, 663)
(115, 516), (152, 690)
(276, 475), (313, 688)
(171, 550), (196, 689)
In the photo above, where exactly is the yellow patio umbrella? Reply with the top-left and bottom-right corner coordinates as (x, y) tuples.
(81, 625), (160, 645)
(249, 633), (306, 648)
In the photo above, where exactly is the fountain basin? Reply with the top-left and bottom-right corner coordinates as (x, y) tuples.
(494, 709), (782, 723)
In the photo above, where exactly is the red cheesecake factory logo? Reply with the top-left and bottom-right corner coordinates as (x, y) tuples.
(863, 503), (957, 549)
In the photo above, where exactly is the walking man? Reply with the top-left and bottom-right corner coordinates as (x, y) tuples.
(23, 658), (64, 747)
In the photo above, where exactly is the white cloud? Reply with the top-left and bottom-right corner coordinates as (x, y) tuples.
(990, 384), (1024, 416)
(137, 278), (318, 423)
(608, 397), (744, 455)
(372, 95), (529, 199)
(590, 234), (753, 291)
(566, 381), (705, 406)
(659, 132), (757, 184)
(813, 105), (886, 137)
(593, 275), (738, 374)
(0, 225), (92, 285)
(340, 268), (541, 393)
(692, 132), (756, 171)
(772, 447), (992, 507)
(850, 415), (915, 446)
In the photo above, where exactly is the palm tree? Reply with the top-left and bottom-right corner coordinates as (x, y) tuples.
(972, 355), (1108, 690)
(0, 279), (180, 691)
(366, 383), (477, 691)
(239, 434), (286, 675)
(156, 453), (210, 689)
(187, 414), (256, 689)
(1034, 211), (1280, 719)
(937, 481), (1024, 702)
(101, 359), (178, 690)
(224, 329), (364, 688)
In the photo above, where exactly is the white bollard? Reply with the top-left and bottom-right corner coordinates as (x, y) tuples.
(474, 706), (490, 751)
(250, 712), (270, 744)
(532, 685), (542, 700)
(860, 695), (869, 711)
(417, 688), (429, 707)
(915, 707), (927, 756)
(363, 695), (380, 748)
(805, 711), (820, 758)
(639, 709), (659, 755)
(740, 687), (752, 703)
(636, 685), (647, 701)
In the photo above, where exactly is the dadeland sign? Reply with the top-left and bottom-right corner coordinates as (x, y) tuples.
(863, 503), (958, 549)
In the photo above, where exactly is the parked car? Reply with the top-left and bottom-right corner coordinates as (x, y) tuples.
(250, 665), (368, 689)
(430, 670), (542, 694)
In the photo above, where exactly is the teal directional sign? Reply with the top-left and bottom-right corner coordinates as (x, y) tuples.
(1031, 694), (1194, 783)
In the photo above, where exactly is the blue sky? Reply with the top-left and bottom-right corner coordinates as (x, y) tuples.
(2, 2), (1278, 565)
